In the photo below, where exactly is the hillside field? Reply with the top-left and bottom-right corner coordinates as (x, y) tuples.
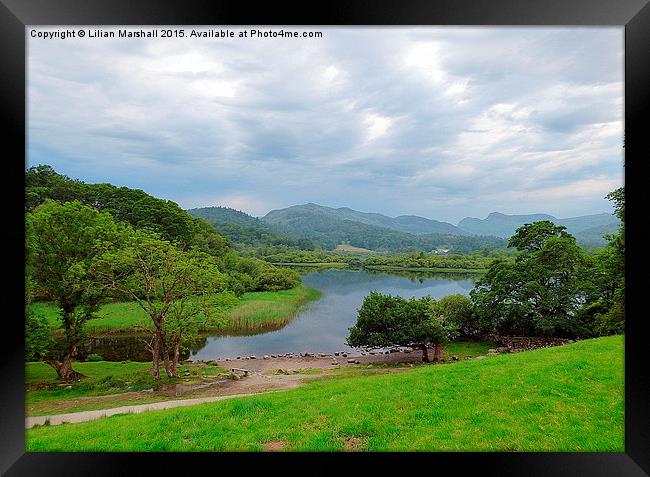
(27, 336), (623, 452)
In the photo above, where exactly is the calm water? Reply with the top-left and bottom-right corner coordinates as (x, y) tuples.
(72, 269), (477, 361)
(191, 269), (476, 360)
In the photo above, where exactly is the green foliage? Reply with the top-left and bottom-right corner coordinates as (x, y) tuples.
(362, 252), (496, 270)
(93, 229), (228, 377)
(606, 187), (624, 223)
(347, 292), (446, 360)
(573, 187), (624, 335)
(26, 165), (230, 255)
(253, 266), (301, 292)
(188, 206), (316, 251)
(472, 225), (589, 337)
(507, 221), (571, 252)
(25, 275), (51, 361)
(262, 204), (506, 252)
(85, 353), (103, 362)
(26, 200), (128, 378)
(470, 190), (625, 339)
(431, 294), (476, 338)
(25, 309), (51, 362)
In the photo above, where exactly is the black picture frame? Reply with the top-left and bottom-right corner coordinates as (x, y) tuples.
(1, 0), (648, 474)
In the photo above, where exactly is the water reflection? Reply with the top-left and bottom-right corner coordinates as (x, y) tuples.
(193, 269), (476, 360)
(65, 269), (478, 362)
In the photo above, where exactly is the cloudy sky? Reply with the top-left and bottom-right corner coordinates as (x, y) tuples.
(28, 27), (623, 224)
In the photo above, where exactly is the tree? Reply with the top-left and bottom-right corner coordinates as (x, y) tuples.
(574, 187), (625, 335)
(508, 221), (571, 252)
(26, 164), (232, 257)
(25, 276), (50, 362)
(347, 292), (447, 362)
(432, 294), (476, 338)
(25, 165), (84, 211)
(471, 222), (587, 337)
(26, 201), (125, 380)
(94, 230), (227, 378)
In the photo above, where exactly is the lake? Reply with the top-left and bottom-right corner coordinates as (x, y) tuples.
(74, 269), (478, 361)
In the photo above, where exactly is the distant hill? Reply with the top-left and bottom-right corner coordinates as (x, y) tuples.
(188, 206), (267, 229)
(279, 204), (468, 236)
(187, 206), (315, 250)
(457, 212), (619, 246)
(261, 203), (504, 252)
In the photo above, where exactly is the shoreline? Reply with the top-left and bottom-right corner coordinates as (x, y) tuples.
(271, 262), (489, 273)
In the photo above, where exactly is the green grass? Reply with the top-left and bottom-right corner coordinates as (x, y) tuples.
(446, 341), (498, 358)
(27, 336), (623, 451)
(220, 286), (322, 332)
(31, 301), (150, 332)
(32, 286), (322, 334)
(335, 244), (374, 254)
(26, 360), (153, 385)
(26, 360), (227, 416)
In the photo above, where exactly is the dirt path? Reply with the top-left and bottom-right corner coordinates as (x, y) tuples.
(26, 351), (432, 428)
(26, 390), (281, 428)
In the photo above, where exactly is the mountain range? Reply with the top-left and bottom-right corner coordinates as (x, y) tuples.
(187, 203), (620, 251)
(458, 211), (619, 244)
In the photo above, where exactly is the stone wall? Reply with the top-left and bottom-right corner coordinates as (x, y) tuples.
(481, 334), (575, 351)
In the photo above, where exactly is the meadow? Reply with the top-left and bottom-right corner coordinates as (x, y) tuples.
(26, 336), (623, 452)
(26, 360), (228, 416)
(31, 286), (321, 334)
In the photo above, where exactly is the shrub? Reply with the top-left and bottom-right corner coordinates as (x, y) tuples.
(86, 353), (104, 362)
(254, 267), (301, 291)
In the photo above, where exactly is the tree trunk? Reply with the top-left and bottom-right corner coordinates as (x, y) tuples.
(44, 349), (83, 381)
(170, 344), (180, 378)
(433, 344), (442, 362)
(161, 337), (174, 378)
(421, 345), (430, 363)
(151, 330), (161, 380)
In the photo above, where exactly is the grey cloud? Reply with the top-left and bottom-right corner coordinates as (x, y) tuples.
(28, 27), (623, 224)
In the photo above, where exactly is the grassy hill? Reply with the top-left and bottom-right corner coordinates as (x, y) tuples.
(27, 336), (623, 451)
(267, 203), (467, 236)
(187, 206), (316, 250)
(261, 203), (505, 253)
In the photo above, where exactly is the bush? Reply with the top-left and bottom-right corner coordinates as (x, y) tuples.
(86, 353), (104, 362)
(226, 271), (255, 296)
(254, 267), (301, 291)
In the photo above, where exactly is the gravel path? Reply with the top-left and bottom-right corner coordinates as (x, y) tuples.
(26, 390), (280, 428)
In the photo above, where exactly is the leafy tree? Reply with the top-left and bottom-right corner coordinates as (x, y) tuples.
(25, 277), (50, 361)
(507, 221), (571, 252)
(347, 292), (447, 362)
(575, 187), (625, 335)
(26, 164), (231, 256)
(94, 230), (227, 378)
(26, 201), (125, 380)
(25, 165), (84, 211)
(432, 294), (476, 338)
(471, 223), (587, 337)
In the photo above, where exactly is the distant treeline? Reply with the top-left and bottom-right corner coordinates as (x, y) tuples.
(25, 165), (301, 297)
(247, 247), (513, 271)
